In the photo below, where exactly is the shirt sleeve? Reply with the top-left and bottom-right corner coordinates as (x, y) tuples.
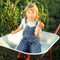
(19, 18), (25, 28)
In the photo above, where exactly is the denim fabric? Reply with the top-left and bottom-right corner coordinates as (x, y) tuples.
(17, 24), (41, 53)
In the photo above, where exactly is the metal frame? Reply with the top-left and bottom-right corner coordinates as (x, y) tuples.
(50, 24), (60, 60)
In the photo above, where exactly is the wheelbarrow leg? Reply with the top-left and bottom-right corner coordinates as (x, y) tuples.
(50, 24), (60, 60)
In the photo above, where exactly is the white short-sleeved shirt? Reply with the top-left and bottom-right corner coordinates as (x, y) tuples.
(20, 18), (40, 30)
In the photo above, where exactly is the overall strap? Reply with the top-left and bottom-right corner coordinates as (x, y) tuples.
(36, 21), (38, 26)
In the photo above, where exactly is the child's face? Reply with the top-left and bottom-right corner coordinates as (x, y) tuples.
(26, 9), (36, 20)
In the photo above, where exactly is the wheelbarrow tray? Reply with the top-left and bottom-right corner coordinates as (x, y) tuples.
(0, 30), (59, 55)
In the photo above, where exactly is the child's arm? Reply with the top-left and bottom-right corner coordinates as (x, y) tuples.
(11, 18), (25, 34)
(11, 26), (23, 34)
(34, 22), (44, 36)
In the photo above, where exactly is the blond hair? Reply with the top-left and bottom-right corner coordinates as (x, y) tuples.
(24, 3), (38, 20)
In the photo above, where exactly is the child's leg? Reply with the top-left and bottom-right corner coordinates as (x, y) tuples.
(16, 38), (28, 52)
(26, 55), (30, 60)
(17, 53), (30, 60)
(17, 53), (21, 59)
(30, 41), (41, 53)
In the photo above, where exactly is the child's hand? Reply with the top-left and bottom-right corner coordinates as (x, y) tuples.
(11, 26), (22, 34)
(37, 22), (44, 29)
(11, 31), (16, 34)
(34, 22), (44, 37)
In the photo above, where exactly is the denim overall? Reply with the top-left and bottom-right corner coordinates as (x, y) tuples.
(17, 19), (41, 53)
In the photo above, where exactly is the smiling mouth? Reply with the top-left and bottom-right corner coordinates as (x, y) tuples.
(30, 16), (33, 18)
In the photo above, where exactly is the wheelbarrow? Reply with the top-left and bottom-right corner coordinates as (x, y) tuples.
(0, 28), (59, 60)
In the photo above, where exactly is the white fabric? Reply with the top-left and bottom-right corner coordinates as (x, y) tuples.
(20, 18), (40, 30)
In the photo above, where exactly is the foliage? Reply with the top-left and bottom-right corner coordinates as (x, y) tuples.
(0, 0), (52, 36)
(0, 0), (20, 36)
(0, 47), (17, 60)
(53, 45), (60, 60)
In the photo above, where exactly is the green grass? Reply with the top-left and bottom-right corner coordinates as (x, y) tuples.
(0, 47), (17, 60)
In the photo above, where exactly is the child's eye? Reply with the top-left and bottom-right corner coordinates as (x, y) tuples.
(32, 11), (35, 14)
(27, 11), (30, 13)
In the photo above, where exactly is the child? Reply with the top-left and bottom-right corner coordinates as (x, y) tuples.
(11, 3), (44, 53)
